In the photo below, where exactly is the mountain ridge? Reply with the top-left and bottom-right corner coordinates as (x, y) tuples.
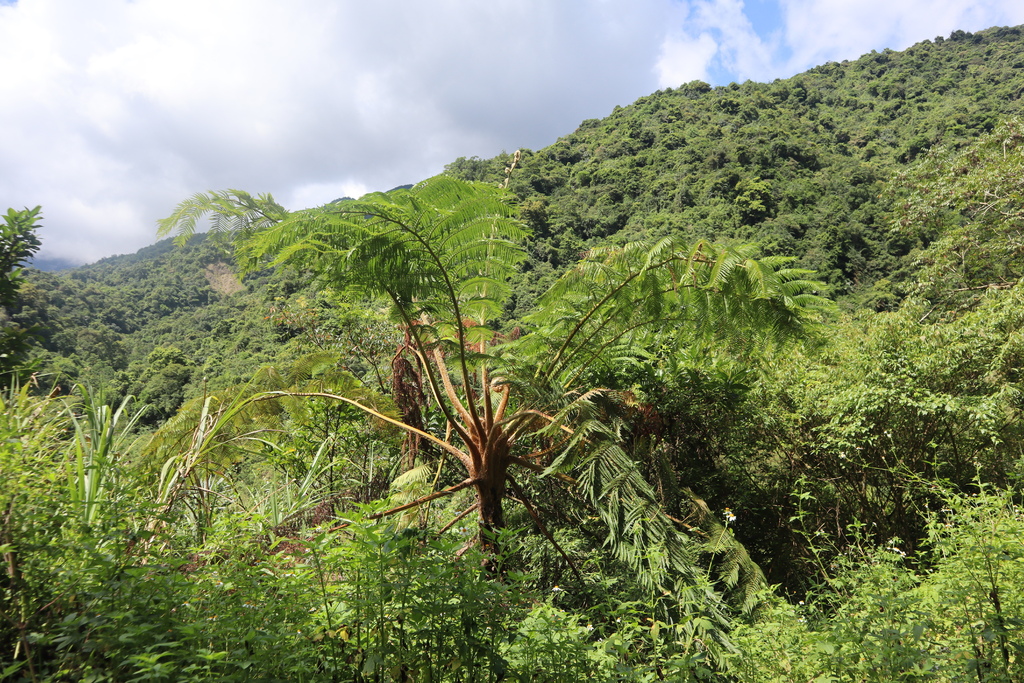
(11, 23), (1024, 409)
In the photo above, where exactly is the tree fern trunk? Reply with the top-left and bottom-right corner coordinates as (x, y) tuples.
(473, 442), (509, 556)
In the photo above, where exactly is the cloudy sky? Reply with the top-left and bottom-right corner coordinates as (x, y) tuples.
(2, 0), (1023, 266)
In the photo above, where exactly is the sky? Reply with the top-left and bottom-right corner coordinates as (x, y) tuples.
(2, 0), (1023, 266)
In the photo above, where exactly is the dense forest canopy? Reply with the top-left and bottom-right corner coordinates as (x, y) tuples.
(3, 25), (1024, 682)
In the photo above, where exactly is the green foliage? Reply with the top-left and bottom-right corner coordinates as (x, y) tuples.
(0, 387), (68, 677)
(0, 208), (42, 308)
(522, 238), (828, 379)
(733, 487), (1024, 682)
(161, 177), (829, 618)
(3, 387), (741, 683)
(691, 283), (1024, 595)
(232, 175), (528, 330)
(66, 385), (146, 526)
(18, 235), (318, 417)
(11, 24), (1024, 682)
(156, 189), (288, 246)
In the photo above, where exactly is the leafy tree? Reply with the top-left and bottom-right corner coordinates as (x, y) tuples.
(0, 207), (43, 382)
(0, 207), (42, 306)
(135, 346), (194, 420)
(447, 26), (1024, 300)
(890, 116), (1024, 308)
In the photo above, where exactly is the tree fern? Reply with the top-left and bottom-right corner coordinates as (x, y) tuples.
(157, 178), (831, 640)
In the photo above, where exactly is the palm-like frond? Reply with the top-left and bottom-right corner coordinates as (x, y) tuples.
(524, 238), (830, 386)
(498, 239), (829, 608)
(235, 177), (526, 329)
(157, 177), (824, 630)
(157, 189), (288, 246)
(230, 176), (528, 436)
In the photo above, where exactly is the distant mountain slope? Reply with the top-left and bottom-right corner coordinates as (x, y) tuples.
(12, 235), (311, 420)
(28, 255), (79, 272)
(447, 25), (1024, 311)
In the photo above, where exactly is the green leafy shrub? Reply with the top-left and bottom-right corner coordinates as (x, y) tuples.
(732, 487), (1024, 682)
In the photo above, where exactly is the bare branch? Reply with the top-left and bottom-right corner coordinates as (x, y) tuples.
(368, 478), (478, 520)
(260, 391), (472, 468)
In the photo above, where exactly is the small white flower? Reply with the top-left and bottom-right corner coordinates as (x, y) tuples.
(552, 585), (564, 593)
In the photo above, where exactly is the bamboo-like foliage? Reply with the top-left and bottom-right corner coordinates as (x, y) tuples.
(141, 354), (398, 539)
(241, 440), (336, 528)
(143, 388), (280, 538)
(65, 386), (146, 526)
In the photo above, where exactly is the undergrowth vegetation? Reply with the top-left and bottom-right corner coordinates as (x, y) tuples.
(2, 384), (1022, 681)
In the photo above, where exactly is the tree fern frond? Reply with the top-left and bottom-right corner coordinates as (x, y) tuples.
(157, 189), (288, 247)
(390, 463), (434, 492)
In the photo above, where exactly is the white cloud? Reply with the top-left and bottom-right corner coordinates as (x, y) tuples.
(657, 0), (1024, 87)
(779, 0), (1024, 70)
(655, 0), (787, 86)
(1, 0), (684, 263)
(2, 0), (1024, 265)
(283, 180), (370, 211)
(690, 0), (778, 80)
(657, 33), (719, 87)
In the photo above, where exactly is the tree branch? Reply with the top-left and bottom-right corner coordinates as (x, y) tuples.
(261, 391), (472, 468)
(507, 475), (584, 583)
(437, 503), (479, 536)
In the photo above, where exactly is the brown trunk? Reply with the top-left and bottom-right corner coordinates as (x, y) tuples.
(475, 473), (507, 551)
(473, 436), (510, 555)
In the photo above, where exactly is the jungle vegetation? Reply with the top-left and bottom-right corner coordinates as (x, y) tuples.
(3, 24), (1024, 682)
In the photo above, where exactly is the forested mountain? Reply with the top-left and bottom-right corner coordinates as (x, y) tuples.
(448, 24), (1024, 312)
(4, 26), (1024, 682)
(9, 238), (293, 418)
(17, 25), (1024, 411)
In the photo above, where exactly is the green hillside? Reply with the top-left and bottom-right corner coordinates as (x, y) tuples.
(11, 237), (303, 419)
